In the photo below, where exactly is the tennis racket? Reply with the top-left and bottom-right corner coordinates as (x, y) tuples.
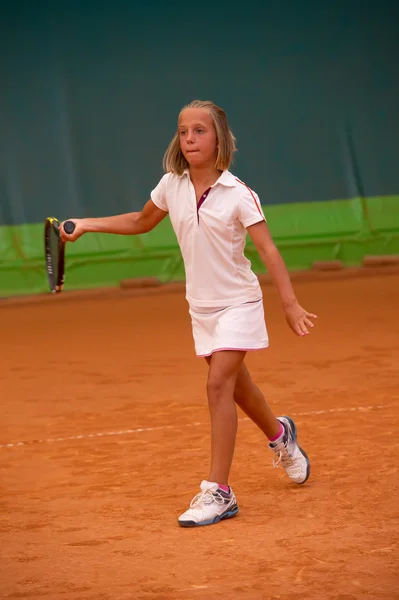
(44, 217), (76, 293)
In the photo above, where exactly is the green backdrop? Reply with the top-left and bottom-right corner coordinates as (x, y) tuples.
(1, 1), (398, 296)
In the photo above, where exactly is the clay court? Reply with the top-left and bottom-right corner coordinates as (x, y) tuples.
(1, 271), (398, 600)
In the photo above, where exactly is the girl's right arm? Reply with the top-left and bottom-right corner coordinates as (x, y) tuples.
(59, 199), (168, 242)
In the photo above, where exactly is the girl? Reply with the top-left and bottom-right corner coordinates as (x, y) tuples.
(60, 100), (317, 528)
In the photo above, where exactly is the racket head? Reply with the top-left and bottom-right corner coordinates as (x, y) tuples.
(44, 217), (66, 293)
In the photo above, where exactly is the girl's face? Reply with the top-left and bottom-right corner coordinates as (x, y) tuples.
(178, 108), (218, 169)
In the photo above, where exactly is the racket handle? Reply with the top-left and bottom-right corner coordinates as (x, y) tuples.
(63, 221), (76, 234)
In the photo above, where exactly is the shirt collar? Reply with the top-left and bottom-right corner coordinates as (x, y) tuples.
(179, 169), (236, 188)
(216, 170), (236, 187)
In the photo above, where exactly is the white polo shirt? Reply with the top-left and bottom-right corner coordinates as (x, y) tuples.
(151, 170), (265, 308)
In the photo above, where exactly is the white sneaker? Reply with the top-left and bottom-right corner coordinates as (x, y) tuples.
(178, 480), (239, 527)
(269, 416), (310, 484)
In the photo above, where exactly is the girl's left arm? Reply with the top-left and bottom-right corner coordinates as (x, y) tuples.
(247, 220), (317, 336)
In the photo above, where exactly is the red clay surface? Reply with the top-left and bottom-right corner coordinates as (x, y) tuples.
(1, 272), (398, 599)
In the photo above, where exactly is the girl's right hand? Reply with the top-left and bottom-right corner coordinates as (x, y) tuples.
(59, 219), (85, 242)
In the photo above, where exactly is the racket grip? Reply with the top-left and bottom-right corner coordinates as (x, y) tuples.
(63, 221), (76, 234)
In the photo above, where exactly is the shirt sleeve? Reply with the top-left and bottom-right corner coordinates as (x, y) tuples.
(237, 187), (266, 228)
(150, 174), (169, 212)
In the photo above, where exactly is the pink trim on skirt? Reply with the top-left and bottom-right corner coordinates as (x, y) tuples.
(198, 346), (268, 357)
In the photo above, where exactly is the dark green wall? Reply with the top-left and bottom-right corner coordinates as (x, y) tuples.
(1, 1), (398, 226)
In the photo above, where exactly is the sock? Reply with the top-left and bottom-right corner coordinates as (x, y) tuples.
(268, 422), (284, 443)
(218, 484), (230, 494)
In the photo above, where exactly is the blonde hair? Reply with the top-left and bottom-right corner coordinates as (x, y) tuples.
(163, 100), (237, 175)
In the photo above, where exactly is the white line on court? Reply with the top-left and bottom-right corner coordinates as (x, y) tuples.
(0, 404), (389, 449)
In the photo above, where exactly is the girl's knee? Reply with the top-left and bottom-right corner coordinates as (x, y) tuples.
(206, 375), (223, 398)
(206, 374), (234, 401)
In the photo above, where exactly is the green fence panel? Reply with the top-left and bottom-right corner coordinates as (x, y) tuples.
(1, 196), (399, 298)
(263, 198), (365, 241)
(365, 197), (399, 233)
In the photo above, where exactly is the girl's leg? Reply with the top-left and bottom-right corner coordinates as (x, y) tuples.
(233, 362), (281, 439)
(204, 350), (246, 485)
(234, 361), (310, 484)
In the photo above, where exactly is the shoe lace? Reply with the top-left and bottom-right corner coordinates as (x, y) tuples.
(272, 441), (299, 472)
(190, 489), (224, 508)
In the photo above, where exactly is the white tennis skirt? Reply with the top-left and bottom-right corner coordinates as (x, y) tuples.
(189, 299), (269, 357)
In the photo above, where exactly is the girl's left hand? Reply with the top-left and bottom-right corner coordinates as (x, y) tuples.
(284, 302), (318, 336)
